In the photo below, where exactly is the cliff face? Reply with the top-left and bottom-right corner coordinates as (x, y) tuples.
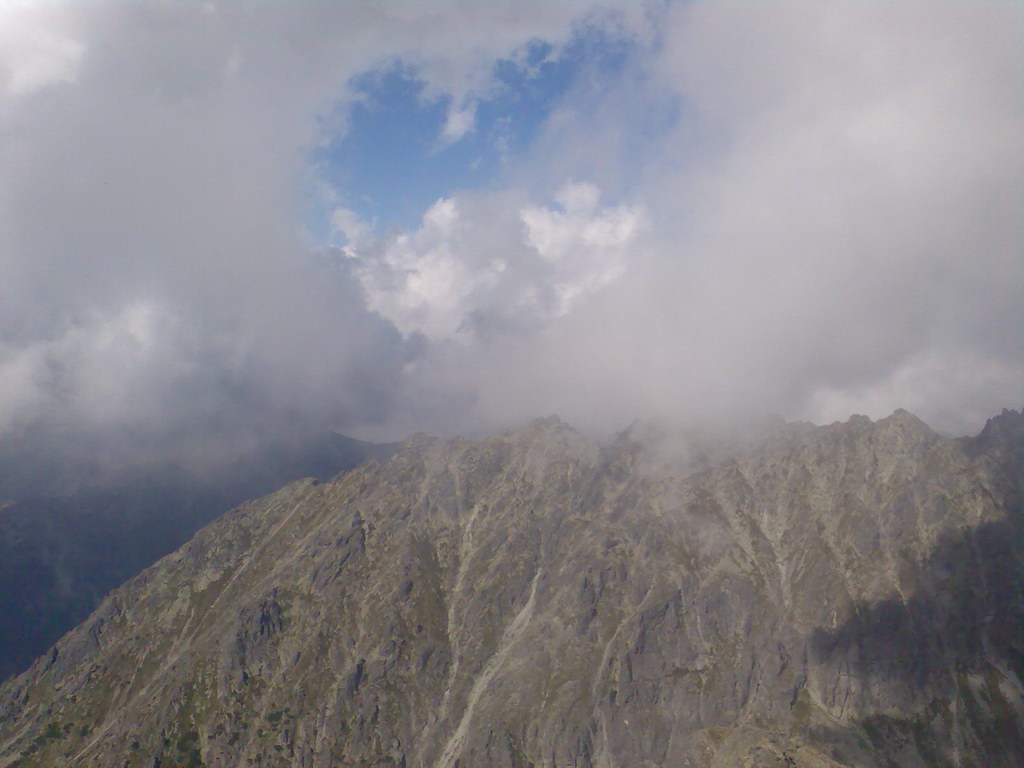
(0, 410), (1022, 767)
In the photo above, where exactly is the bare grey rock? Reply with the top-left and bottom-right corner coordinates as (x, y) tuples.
(0, 409), (1022, 767)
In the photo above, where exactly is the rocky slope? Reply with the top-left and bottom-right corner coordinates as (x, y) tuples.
(0, 409), (1022, 767)
(0, 431), (395, 681)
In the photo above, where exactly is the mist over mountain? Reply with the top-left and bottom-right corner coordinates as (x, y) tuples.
(0, 1), (1021, 477)
(1, 5), (1022, 764)
(1, 408), (1021, 767)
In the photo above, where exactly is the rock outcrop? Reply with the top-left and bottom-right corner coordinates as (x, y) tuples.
(0, 409), (1021, 767)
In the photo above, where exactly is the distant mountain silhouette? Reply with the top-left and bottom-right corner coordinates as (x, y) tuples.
(0, 430), (396, 681)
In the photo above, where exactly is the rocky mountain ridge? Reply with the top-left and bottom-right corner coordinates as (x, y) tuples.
(0, 408), (1022, 767)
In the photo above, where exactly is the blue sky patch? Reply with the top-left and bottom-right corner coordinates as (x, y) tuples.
(308, 33), (642, 240)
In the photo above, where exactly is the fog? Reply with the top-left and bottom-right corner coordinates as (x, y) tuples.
(1, 1), (1020, 474)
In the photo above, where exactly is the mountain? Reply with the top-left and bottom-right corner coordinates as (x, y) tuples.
(0, 409), (1022, 767)
(0, 431), (396, 682)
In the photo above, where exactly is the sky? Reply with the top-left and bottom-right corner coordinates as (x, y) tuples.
(0, 0), (1021, 469)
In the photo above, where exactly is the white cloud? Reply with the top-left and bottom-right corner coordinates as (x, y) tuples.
(0, 0), (629, 456)
(0, 0), (1020, 460)
(0, 301), (172, 432)
(352, 1), (1023, 439)
(352, 198), (486, 340)
(0, 3), (84, 96)
(441, 100), (477, 143)
(346, 182), (643, 341)
(633, 1), (1024, 434)
(332, 208), (372, 248)
(520, 182), (641, 316)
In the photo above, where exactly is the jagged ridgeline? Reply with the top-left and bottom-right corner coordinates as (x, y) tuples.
(1, 409), (1022, 767)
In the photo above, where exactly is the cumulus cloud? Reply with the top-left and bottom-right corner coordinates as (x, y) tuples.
(343, 182), (643, 342)
(520, 181), (641, 316)
(0, 0), (1020, 473)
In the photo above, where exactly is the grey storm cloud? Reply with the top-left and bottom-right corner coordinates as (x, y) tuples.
(0, 0), (1020, 466)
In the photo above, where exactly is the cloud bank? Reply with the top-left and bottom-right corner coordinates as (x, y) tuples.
(0, 0), (1020, 469)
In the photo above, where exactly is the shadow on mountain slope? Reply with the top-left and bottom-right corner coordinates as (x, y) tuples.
(807, 411), (1024, 767)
